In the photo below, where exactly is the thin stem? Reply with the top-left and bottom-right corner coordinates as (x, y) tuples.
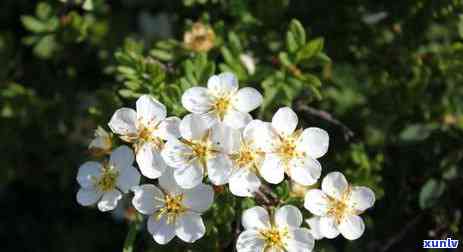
(123, 219), (140, 252)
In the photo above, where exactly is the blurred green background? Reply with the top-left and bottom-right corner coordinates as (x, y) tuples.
(1, 0), (462, 251)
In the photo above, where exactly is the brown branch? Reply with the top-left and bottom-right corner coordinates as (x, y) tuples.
(297, 102), (355, 141)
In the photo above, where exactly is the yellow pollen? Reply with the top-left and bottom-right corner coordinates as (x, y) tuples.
(156, 194), (186, 224)
(213, 96), (231, 120)
(276, 129), (304, 164)
(260, 227), (288, 250)
(327, 186), (353, 224)
(96, 165), (119, 192)
(234, 142), (260, 170)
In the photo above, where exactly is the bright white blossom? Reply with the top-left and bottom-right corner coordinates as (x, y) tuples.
(181, 72), (263, 129)
(256, 107), (329, 186)
(76, 145), (141, 212)
(304, 172), (375, 240)
(88, 126), (112, 156)
(227, 120), (268, 197)
(239, 53), (256, 75)
(108, 95), (180, 179)
(161, 114), (233, 189)
(236, 205), (314, 252)
(131, 169), (214, 244)
(305, 217), (324, 240)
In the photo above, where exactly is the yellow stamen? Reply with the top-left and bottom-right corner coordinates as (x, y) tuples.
(327, 186), (353, 224)
(156, 194), (186, 224)
(95, 164), (119, 192)
(276, 129), (303, 165)
(260, 226), (288, 250)
(212, 96), (231, 120)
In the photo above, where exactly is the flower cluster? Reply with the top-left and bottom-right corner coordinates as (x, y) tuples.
(76, 72), (375, 250)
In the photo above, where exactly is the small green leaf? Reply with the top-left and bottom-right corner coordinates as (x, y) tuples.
(296, 38), (324, 62)
(21, 16), (48, 33)
(399, 123), (438, 141)
(33, 35), (57, 59)
(82, 0), (94, 11)
(289, 19), (306, 48)
(36, 2), (52, 20)
(419, 179), (445, 209)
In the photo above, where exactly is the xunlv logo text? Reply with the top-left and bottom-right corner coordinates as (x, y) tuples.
(423, 238), (459, 248)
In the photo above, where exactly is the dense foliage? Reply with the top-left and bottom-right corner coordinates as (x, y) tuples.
(1, 0), (462, 251)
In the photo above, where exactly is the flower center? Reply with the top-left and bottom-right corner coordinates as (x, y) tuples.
(157, 194), (186, 224)
(212, 96), (231, 120)
(233, 142), (261, 170)
(327, 187), (352, 224)
(260, 227), (288, 250)
(96, 165), (119, 192)
(276, 129), (303, 163)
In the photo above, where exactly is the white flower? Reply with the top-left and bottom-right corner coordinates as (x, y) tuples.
(88, 126), (112, 156)
(304, 172), (375, 240)
(181, 72), (263, 129)
(236, 205), (314, 252)
(131, 169), (214, 244)
(161, 114), (233, 189)
(256, 107), (329, 186)
(227, 120), (268, 197)
(108, 95), (180, 179)
(76, 145), (141, 212)
(305, 217), (324, 240)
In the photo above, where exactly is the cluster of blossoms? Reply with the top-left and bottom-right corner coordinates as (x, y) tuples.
(76, 72), (375, 250)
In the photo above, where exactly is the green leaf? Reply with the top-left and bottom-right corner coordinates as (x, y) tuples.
(36, 2), (52, 20)
(33, 35), (57, 59)
(228, 31), (242, 53)
(286, 32), (298, 53)
(150, 49), (173, 61)
(21, 16), (48, 33)
(289, 19), (306, 48)
(419, 179), (445, 209)
(82, 0), (94, 11)
(296, 38), (324, 62)
(399, 123), (438, 141)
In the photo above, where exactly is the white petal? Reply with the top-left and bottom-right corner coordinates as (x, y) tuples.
(223, 110), (252, 129)
(179, 113), (210, 140)
(136, 143), (166, 179)
(248, 121), (278, 152)
(288, 157), (321, 186)
(132, 184), (164, 215)
(272, 107), (298, 136)
(110, 145), (134, 170)
(208, 72), (238, 95)
(241, 206), (270, 230)
(303, 189), (330, 216)
(117, 165), (140, 193)
(148, 215), (176, 245)
(338, 215), (365, 240)
(211, 122), (240, 154)
(236, 230), (265, 252)
(284, 227), (315, 252)
(274, 205), (303, 228)
(161, 139), (192, 169)
(173, 161), (204, 189)
(136, 95), (166, 126)
(175, 212), (206, 243)
(296, 127), (329, 159)
(242, 119), (263, 141)
(156, 117), (181, 140)
(321, 172), (348, 200)
(232, 87), (263, 112)
(229, 169), (261, 197)
(305, 217), (324, 240)
(97, 190), (122, 212)
(183, 184), (214, 212)
(207, 154), (232, 185)
(76, 188), (102, 206)
(158, 167), (182, 194)
(260, 154), (285, 184)
(348, 186), (375, 212)
(77, 161), (102, 188)
(181, 87), (212, 113)
(108, 108), (137, 136)
(319, 216), (340, 239)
